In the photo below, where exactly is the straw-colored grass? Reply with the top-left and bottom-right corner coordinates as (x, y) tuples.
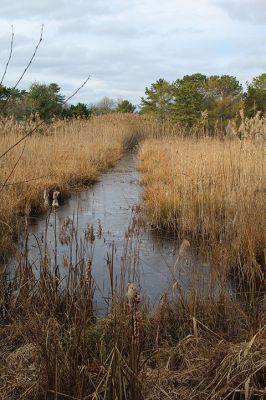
(0, 123), (265, 399)
(1, 233), (265, 399)
(139, 137), (266, 274)
(0, 114), (154, 255)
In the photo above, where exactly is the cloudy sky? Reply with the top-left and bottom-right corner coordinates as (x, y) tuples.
(0, 0), (265, 105)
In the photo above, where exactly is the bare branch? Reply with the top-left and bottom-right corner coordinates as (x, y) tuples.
(0, 174), (52, 187)
(0, 25), (14, 86)
(0, 25), (43, 112)
(12, 24), (44, 91)
(64, 75), (90, 103)
(0, 140), (26, 192)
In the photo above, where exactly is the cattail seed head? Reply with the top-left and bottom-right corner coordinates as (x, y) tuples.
(178, 239), (190, 258)
(43, 189), (49, 208)
(52, 191), (60, 208)
(127, 282), (139, 302)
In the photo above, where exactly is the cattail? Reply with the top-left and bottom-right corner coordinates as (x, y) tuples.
(60, 217), (75, 245)
(174, 239), (190, 273)
(178, 239), (190, 258)
(52, 191), (60, 208)
(86, 224), (95, 243)
(43, 189), (49, 208)
(157, 293), (169, 313)
(127, 282), (139, 303)
(127, 282), (140, 365)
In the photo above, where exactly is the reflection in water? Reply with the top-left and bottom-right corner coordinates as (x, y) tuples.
(23, 153), (212, 307)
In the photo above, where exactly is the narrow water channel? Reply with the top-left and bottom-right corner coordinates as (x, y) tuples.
(23, 153), (212, 307)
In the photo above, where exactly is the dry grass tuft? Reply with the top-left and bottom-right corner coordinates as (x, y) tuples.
(0, 343), (45, 400)
(144, 334), (266, 399)
(227, 111), (266, 141)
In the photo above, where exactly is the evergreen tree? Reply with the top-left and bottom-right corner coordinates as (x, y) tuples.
(116, 99), (136, 113)
(172, 73), (207, 126)
(62, 102), (91, 118)
(204, 75), (243, 124)
(140, 79), (174, 122)
(244, 73), (266, 117)
(26, 82), (64, 120)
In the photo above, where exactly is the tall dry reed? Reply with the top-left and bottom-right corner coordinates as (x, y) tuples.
(139, 137), (266, 284)
(0, 217), (265, 400)
(0, 114), (158, 256)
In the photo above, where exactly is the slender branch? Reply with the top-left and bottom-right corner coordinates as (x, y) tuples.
(12, 24), (44, 91)
(1, 174), (52, 187)
(0, 140), (26, 192)
(64, 75), (90, 103)
(0, 25), (43, 112)
(0, 75), (90, 161)
(0, 25), (14, 85)
(0, 220), (12, 231)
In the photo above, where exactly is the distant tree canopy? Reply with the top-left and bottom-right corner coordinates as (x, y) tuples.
(26, 82), (65, 120)
(140, 72), (266, 127)
(62, 102), (91, 119)
(0, 85), (27, 119)
(203, 75), (243, 123)
(1, 73), (266, 128)
(244, 73), (266, 117)
(95, 97), (117, 114)
(116, 99), (136, 113)
(172, 73), (207, 126)
(140, 79), (174, 122)
(0, 82), (65, 121)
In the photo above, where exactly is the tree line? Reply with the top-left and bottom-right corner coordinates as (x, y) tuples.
(140, 73), (266, 128)
(0, 73), (265, 126)
(0, 82), (136, 121)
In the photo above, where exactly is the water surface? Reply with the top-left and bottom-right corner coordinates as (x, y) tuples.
(24, 153), (212, 306)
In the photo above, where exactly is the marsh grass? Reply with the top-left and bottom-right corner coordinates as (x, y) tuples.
(1, 113), (266, 399)
(0, 114), (163, 257)
(0, 215), (265, 400)
(139, 138), (265, 262)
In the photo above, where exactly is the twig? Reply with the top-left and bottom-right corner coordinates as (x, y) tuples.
(0, 25), (43, 110)
(0, 140), (26, 191)
(12, 24), (44, 92)
(0, 220), (12, 231)
(64, 75), (90, 103)
(47, 391), (81, 400)
(0, 25), (14, 85)
(0, 174), (52, 187)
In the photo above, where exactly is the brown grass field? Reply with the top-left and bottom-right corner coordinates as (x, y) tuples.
(0, 114), (159, 256)
(139, 137), (266, 277)
(0, 115), (265, 399)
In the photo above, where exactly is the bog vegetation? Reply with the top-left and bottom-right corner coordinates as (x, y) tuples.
(0, 70), (266, 399)
(0, 114), (162, 256)
(139, 137), (265, 288)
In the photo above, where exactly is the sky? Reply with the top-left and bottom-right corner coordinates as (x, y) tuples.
(0, 0), (265, 105)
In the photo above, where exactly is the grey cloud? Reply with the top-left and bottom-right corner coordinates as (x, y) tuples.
(57, 14), (156, 39)
(214, 0), (266, 24)
(0, 0), (265, 105)
(0, 33), (33, 51)
(228, 53), (266, 71)
(0, 0), (121, 20)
